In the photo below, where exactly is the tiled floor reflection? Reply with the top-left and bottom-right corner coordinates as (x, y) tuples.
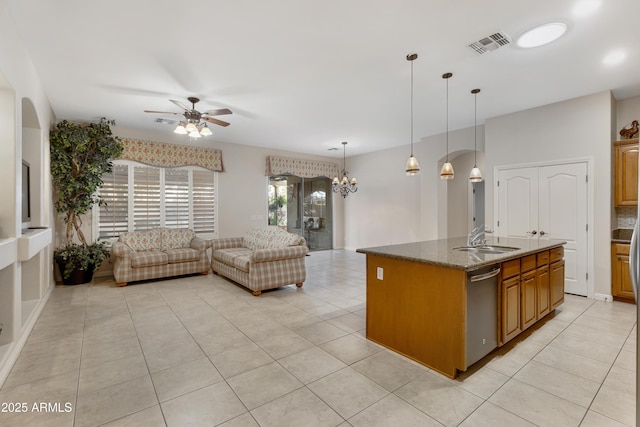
(0, 249), (636, 426)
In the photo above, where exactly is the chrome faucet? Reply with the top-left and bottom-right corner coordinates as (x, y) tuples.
(467, 225), (486, 247)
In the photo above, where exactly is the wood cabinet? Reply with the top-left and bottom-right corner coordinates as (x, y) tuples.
(611, 243), (636, 303)
(500, 247), (563, 345)
(614, 139), (639, 207)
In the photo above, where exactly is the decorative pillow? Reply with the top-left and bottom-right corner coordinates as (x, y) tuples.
(243, 227), (302, 250)
(118, 229), (161, 252)
(161, 228), (196, 250)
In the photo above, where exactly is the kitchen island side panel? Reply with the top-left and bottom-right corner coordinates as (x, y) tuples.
(365, 254), (467, 378)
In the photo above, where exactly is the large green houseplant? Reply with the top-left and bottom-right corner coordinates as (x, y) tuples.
(50, 118), (123, 284)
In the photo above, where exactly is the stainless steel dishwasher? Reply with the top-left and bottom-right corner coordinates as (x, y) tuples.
(466, 265), (500, 368)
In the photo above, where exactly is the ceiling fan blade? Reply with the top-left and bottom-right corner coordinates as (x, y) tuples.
(203, 117), (230, 127)
(144, 110), (182, 115)
(202, 108), (232, 116)
(170, 99), (191, 111)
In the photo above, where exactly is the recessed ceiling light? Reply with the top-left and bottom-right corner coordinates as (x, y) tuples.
(572, 0), (601, 17)
(516, 23), (567, 48)
(603, 50), (626, 66)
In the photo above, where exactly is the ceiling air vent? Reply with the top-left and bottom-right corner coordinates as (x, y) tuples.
(468, 32), (511, 55)
(154, 118), (176, 125)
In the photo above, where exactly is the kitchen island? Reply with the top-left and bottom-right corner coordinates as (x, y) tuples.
(356, 236), (566, 378)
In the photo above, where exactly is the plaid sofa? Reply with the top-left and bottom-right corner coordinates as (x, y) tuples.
(211, 227), (308, 296)
(111, 228), (211, 286)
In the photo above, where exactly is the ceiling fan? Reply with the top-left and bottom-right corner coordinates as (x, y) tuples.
(144, 96), (232, 137)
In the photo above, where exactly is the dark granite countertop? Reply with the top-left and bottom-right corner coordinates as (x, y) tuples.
(612, 228), (633, 244)
(356, 236), (566, 272)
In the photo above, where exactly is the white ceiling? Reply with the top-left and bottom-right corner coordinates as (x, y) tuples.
(6, 0), (640, 157)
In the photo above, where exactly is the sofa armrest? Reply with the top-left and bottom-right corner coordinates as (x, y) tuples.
(211, 237), (244, 251)
(111, 241), (132, 258)
(190, 237), (211, 251)
(250, 245), (308, 263)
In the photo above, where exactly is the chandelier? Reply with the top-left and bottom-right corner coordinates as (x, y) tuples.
(332, 141), (358, 198)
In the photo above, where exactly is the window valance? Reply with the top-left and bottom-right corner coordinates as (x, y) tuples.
(119, 138), (224, 172)
(266, 155), (339, 179)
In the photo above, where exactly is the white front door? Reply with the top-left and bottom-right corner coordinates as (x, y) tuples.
(497, 162), (588, 296)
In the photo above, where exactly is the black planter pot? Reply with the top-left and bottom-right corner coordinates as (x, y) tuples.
(56, 258), (95, 286)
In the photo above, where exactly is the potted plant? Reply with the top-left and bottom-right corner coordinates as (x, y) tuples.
(50, 118), (123, 285)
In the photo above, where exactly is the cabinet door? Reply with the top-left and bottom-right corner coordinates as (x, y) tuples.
(616, 255), (636, 302)
(537, 265), (550, 318)
(550, 261), (565, 309)
(502, 275), (521, 344)
(521, 270), (537, 331)
(615, 143), (639, 206)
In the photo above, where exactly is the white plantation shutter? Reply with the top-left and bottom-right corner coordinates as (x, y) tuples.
(133, 166), (161, 231)
(165, 168), (189, 228)
(97, 162), (217, 239)
(192, 169), (215, 234)
(98, 164), (129, 239)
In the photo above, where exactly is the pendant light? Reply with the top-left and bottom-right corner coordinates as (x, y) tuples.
(469, 88), (483, 182)
(332, 141), (358, 198)
(405, 53), (420, 176)
(440, 72), (454, 179)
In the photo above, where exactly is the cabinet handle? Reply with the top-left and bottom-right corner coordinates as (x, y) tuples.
(527, 230), (537, 236)
(539, 231), (546, 236)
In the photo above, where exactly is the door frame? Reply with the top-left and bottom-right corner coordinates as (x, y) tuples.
(493, 157), (594, 299)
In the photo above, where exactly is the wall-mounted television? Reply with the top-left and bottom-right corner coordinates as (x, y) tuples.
(21, 160), (31, 223)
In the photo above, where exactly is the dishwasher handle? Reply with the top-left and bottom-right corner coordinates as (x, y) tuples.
(469, 267), (501, 282)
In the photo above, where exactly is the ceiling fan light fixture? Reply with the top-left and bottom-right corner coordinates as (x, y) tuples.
(185, 122), (198, 133)
(174, 122), (187, 135)
(199, 124), (212, 136)
(188, 129), (201, 138)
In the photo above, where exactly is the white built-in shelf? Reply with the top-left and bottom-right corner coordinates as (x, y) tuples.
(17, 228), (51, 261)
(0, 238), (17, 270)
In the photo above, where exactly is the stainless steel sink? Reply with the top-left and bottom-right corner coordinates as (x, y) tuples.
(454, 245), (519, 254)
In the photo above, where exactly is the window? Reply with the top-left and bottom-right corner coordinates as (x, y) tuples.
(97, 160), (216, 240)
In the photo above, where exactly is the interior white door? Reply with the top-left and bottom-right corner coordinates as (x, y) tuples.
(538, 163), (588, 296)
(497, 167), (538, 238)
(497, 162), (589, 296)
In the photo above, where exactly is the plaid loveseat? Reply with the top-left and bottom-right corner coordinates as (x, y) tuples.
(211, 227), (308, 295)
(111, 228), (211, 286)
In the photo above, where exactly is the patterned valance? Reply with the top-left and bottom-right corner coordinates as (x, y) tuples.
(119, 138), (224, 172)
(266, 155), (339, 179)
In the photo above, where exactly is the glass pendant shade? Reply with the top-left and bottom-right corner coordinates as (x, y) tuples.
(405, 155), (421, 176)
(174, 123), (187, 134)
(188, 129), (201, 138)
(200, 125), (212, 136)
(469, 166), (483, 182)
(185, 122), (198, 133)
(440, 161), (454, 179)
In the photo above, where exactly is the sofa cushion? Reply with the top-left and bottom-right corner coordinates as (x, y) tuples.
(162, 228), (196, 250)
(131, 251), (168, 268)
(243, 227), (302, 250)
(165, 248), (201, 264)
(119, 229), (161, 252)
(213, 248), (252, 272)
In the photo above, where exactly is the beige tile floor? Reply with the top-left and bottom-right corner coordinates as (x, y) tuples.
(0, 249), (636, 426)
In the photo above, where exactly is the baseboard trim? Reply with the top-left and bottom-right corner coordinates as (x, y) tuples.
(0, 282), (54, 388)
(593, 293), (613, 302)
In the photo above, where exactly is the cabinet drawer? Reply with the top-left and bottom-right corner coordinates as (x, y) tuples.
(615, 243), (630, 256)
(550, 246), (564, 263)
(537, 250), (550, 267)
(502, 259), (520, 279)
(521, 254), (536, 272)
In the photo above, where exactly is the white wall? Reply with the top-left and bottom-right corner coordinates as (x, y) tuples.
(617, 96), (640, 136)
(103, 126), (346, 244)
(484, 91), (613, 297)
